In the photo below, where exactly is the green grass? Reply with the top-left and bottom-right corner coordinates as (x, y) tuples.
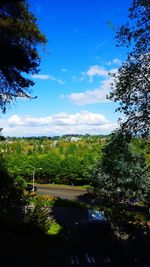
(48, 220), (62, 235)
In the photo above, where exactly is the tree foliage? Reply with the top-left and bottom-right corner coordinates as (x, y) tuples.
(109, 0), (150, 135)
(0, 154), (26, 218)
(25, 201), (51, 233)
(0, 135), (104, 185)
(0, 1), (46, 112)
(92, 130), (150, 206)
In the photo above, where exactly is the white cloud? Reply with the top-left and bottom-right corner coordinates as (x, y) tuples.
(8, 114), (52, 126)
(113, 58), (121, 65)
(61, 68), (68, 72)
(66, 77), (113, 105)
(84, 65), (117, 83)
(0, 111), (118, 137)
(31, 74), (65, 84)
(31, 74), (51, 80)
(7, 111), (109, 127)
(72, 75), (85, 82)
(106, 58), (122, 66)
(71, 65), (117, 84)
(86, 65), (108, 82)
(57, 79), (65, 84)
(65, 66), (118, 105)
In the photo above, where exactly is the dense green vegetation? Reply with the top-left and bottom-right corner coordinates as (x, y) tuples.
(0, 135), (105, 185)
(92, 131), (150, 236)
(0, 134), (149, 188)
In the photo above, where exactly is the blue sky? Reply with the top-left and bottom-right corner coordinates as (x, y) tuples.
(0, 0), (132, 136)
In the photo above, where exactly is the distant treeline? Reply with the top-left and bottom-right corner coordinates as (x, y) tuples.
(2, 133), (109, 141)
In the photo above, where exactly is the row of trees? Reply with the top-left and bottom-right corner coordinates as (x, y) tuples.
(0, 135), (105, 155)
(0, 136), (104, 185)
(0, 134), (149, 187)
(5, 152), (97, 185)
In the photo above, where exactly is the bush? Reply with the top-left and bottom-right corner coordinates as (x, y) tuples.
(25, 198), (52, 233)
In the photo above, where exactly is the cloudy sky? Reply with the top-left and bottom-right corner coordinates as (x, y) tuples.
(0, 0), (131, 137)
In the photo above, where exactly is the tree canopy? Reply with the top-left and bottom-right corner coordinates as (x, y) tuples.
(92, 130), (150, 207)
(109, 0), (150, 135)
(0, 1), (46, 112)
(0, 135), (103, 185)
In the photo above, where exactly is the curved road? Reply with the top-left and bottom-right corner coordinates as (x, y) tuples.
(37, 185), (87, 200)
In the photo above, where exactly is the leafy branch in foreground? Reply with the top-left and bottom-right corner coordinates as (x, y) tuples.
(109, 0), (150, 135)
(0, 1), (46, 112)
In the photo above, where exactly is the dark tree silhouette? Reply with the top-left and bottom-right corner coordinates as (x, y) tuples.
(109, 0), (150, 135)
(0, 0), (46, 112)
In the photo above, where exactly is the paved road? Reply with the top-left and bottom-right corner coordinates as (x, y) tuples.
(37, 185), (87, 200)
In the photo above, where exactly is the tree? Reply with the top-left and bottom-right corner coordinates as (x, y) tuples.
(109, 0), (150, 135)
(92, 130), (149, 207)
(0, 1), (46, 112)
(92, 130), (150, 247)
(0, 153), (26, 219)
(0, 128), (6, 140)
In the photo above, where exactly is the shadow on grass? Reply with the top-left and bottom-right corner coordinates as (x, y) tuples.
(1, 196), (150, 267)
(0, 215), (65, 267)
(51, 197), (150, 267)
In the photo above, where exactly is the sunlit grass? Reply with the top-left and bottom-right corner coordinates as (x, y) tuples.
(48, 220), (62, 235)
